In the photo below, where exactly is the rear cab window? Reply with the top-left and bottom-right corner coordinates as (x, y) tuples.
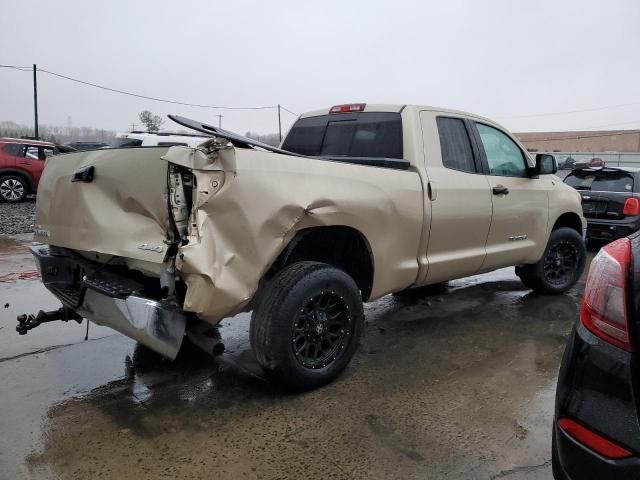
(436, 117), (477, 173)
(282, 112), (403, 160)
(110, 137), (143, 148)
(565, 170), (635, 192)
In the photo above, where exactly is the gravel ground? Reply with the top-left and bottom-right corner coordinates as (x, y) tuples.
(0, 198), (36, 235)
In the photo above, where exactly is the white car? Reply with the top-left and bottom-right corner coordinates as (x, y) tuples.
(109, 131), (210, 148)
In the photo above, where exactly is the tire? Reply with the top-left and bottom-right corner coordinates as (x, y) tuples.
(0, 175), (28, 203)
(250, 261), (364, 392)
(516, 227), (586, 294)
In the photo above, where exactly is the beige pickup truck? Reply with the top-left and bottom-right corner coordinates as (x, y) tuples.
(22, 104), (586, 391)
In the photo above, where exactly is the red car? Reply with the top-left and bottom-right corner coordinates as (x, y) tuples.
(0, 138), (71, 203)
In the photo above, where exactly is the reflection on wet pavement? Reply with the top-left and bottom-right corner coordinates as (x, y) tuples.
(0, 234), (592, 479)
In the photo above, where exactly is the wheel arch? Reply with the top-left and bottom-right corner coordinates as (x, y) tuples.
(551, 212), (583, 235)
(265, 225), (375, 301)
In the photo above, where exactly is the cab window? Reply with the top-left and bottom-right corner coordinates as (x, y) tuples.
(475, 123), (527, 177)
(2, 143), (23, 156)
(436, 117), (477, 173)
(24, 146), (55, 160)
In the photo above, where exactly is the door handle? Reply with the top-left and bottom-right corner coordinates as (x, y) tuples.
(492, 185), (509, 195)
(427, 181), (437, 201)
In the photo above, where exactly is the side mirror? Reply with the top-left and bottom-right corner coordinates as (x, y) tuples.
(535, 153), (557, 175)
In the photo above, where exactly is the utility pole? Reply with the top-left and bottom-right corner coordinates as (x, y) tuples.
(216, 114), (223, 128)
(277, 104), (282, 143)
(33, 64), (39, 139)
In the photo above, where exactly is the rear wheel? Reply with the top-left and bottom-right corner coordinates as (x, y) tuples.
(0, 175), (28, 203)
(516, 227), (586, 294)
(250, 261), (364, 392)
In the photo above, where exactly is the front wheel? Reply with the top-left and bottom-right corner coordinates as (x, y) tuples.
(516, 227), (586, 294)
(250, 261), (364, 392)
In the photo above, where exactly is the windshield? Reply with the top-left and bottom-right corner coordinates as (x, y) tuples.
(565, 171), (634, 192)
(282, 112), (403, 159)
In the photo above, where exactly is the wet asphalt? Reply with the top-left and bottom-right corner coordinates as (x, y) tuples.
(0, 233), (592, 479)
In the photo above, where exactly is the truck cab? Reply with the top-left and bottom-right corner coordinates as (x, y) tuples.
(282, 103), (585, 286)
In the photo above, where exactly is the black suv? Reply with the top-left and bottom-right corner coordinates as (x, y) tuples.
(564, 167), (640, 242)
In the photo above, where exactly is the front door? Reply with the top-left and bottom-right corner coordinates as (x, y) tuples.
(471, 122), (550, 270)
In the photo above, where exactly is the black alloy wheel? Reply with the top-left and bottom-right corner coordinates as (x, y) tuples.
(543, 241), (579, 287)
(292, 290), (352, 370)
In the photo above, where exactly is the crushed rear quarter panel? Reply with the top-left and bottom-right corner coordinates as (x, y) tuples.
(167, 146), (424, 323)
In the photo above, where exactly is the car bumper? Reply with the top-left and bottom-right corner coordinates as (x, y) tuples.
(554, 324), (640, 479)
(30, 244), (186, 359)
(553, 424), (640, 479)
(585, 217), (640, 241)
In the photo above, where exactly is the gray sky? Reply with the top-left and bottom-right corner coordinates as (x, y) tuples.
(2, 0), (640, 135)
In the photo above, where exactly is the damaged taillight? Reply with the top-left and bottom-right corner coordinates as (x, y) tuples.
(580, 238), (633, 351)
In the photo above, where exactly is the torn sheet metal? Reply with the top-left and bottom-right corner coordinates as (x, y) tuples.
(171, 147), (424, 324)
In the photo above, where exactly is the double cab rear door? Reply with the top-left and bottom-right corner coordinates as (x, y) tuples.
(418, 110), (550, 284)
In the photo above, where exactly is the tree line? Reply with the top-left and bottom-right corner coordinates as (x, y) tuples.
(0, 120), (116, 145)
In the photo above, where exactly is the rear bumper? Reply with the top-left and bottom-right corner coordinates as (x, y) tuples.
(554, 324), (640, 479)
(31, 244), (186, 359)
(553, 423), (640, 479)
(585, 217), (640, 241)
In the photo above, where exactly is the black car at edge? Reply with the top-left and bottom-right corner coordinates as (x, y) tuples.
(564, 167), (640, 243)
(553, 233), (640, 479)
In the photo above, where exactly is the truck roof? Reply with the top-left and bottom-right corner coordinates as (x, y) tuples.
(298, 103), (497, 125)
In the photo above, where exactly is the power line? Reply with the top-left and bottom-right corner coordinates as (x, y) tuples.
(496, 101), (640, 119)
(0, 64), (299, 114)
(578, 119), (640, 130)
(518, 130), (640, 142)
(2, 64), (637, 122)
(280, 105), (299, 117)
(0, 64), (32, 71)
(37, 67), (278, 110)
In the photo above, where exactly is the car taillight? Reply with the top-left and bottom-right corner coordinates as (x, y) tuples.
(623, 197), (640, 215)
(329, 103), (366, 114)
(558, 418), (632, 459)
(579, 237), (632, 351)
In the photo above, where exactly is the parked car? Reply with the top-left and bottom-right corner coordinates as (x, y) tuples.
(66, 141), (108, 151)
(559, 156), (576, 170)
(109, 131), (210, 148)
(0, 137), (71, 203)
(23, 104), (586, 391)
(564, 166), (640, 242)
(553, 234), (640, 479)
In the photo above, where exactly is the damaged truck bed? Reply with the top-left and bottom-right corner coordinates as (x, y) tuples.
(24, 104), (586, 391)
